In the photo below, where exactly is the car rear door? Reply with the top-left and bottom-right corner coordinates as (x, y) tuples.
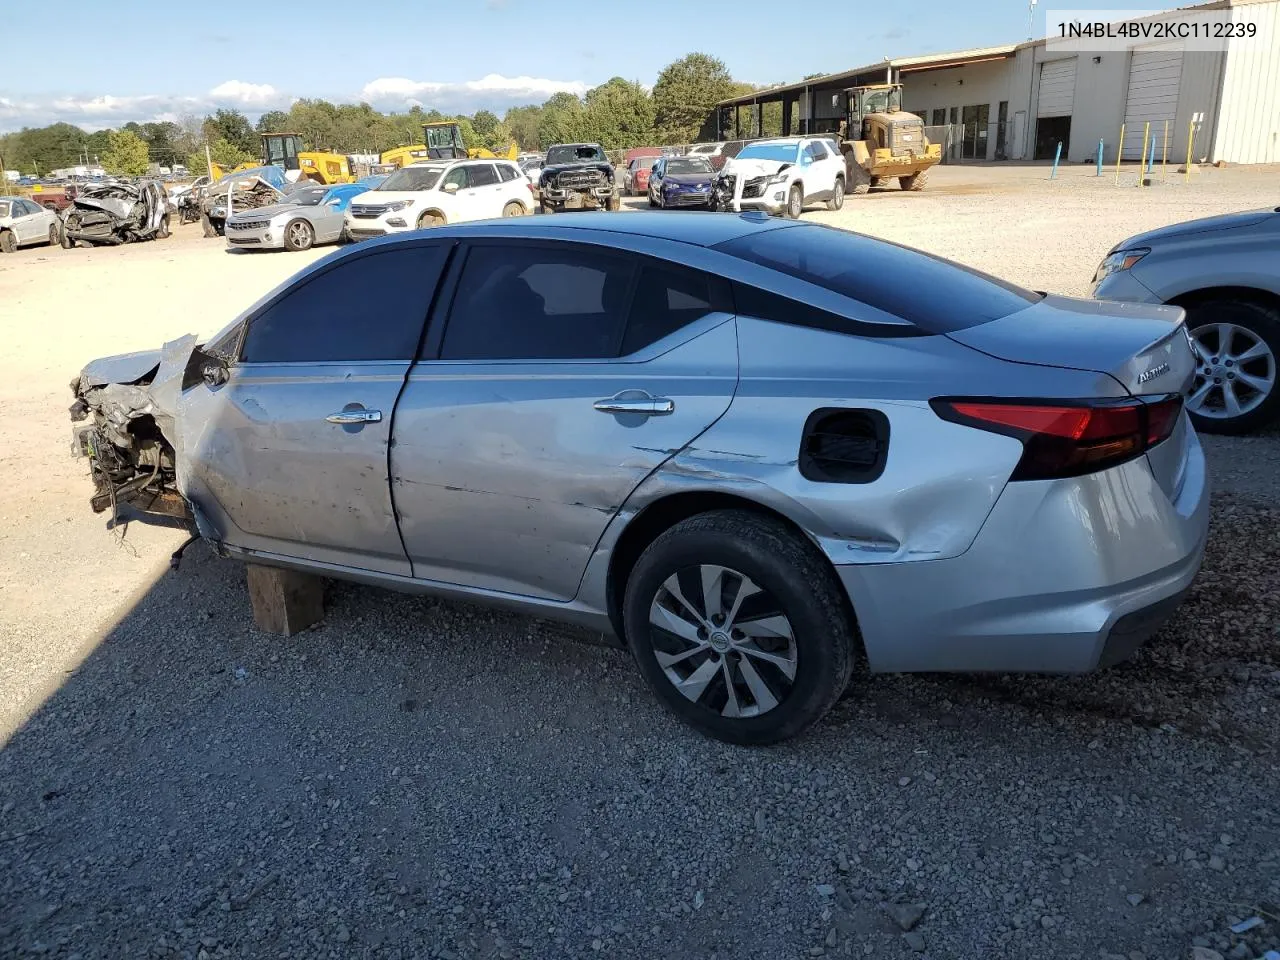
(390, 239), (739, 601)
(180, 241), (450, 575)
(15, 199), (41, 243)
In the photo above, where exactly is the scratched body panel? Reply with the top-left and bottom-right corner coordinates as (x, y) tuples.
(180, 360), (412, 576)
(389, 317), (738, 599)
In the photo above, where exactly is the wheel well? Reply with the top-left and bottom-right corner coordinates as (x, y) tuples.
(419, 209), (447, 224)
(604, 490), (856, 640)
(1167, 286), (1280, 315)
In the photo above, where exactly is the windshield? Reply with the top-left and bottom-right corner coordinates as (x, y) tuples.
(357, 175), (387, 189)
(858, 86), (902, 115)
(735, 143), (801, 164)
(716, 224), (1041, 334)
(379, 167), (444, 191)
(291, 187), (328, 206)
(689, 145), (718, 154)
(546, 145), (605, 164)
(666, 158), (712, 175)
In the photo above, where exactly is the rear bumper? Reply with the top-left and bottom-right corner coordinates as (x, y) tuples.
(837, 431), (1209, 674)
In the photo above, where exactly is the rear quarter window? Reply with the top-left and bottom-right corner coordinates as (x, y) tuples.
(715, 225), (1041, 334)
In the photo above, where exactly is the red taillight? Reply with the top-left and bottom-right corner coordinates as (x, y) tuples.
(931, 396), (1183, 481)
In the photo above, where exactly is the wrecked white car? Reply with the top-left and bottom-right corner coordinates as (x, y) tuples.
(61, 181), (171, 247)
(197, 166), (290, 238)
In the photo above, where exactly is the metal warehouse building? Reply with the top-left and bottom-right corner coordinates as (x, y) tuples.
(717, 0), (1279, 165)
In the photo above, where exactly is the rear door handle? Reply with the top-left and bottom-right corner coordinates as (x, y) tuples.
(325, 408), (382, 424)
(593, 394), (675, 416)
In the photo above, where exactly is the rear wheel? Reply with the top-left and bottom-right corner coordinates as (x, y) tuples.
(623, 510), (855, 745)
(502, 201), (525, 217)
(1184, 298), (1280, 434)
(156, 215), (170, 240)
(200, 213), (216, 238)
(283, 219), (314, 252)
(0, 230), (15, 254)
(785, 184), (803, 219)
(829, 176), (845, 210)
(899, 170), (928, 191)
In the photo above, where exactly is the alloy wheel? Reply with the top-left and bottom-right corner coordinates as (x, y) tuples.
(647, 564), (798, 718)
(1187, 321), (1276, 420)
(287, 222), (311, 247)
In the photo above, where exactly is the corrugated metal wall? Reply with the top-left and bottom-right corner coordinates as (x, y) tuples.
(1213, 0), (1280, 164)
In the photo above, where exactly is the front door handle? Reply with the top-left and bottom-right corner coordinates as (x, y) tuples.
(325, 408), (382, 424)
(593, 393), (675, 416)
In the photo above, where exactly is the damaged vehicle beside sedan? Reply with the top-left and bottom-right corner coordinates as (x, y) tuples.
(60, 180), (171, 248)
(196, 166), (290, 238)
(68, 214), (1208, 746)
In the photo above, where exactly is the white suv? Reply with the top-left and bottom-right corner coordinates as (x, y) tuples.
(715, 137), (846, 219)
(345, 159), (535, 240)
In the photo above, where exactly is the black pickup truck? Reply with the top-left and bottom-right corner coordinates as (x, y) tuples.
(537, 143), (621, 213)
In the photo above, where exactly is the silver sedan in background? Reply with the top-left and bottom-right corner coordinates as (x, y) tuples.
(69, 213), (1208, 744)
(0, 196), (60, 252)
(223, 183), (347, 252)
(1093, 206), (1280, 434)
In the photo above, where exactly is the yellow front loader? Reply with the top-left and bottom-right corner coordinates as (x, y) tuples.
(839, 84), (941, 194)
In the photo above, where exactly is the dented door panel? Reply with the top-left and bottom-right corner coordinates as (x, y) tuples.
(389, 318), (739, 600)
(180, 360), (412, 575)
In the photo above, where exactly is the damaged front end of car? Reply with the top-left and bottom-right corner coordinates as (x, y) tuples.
(68, 335), (226, 526)
(61, 181), (170, 247)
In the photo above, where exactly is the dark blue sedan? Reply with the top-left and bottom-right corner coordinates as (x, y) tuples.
(648, 156), (716, 210)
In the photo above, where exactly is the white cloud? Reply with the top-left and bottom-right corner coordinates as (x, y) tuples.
(358, 73), (587, 112)
(0, 72), (586, 133)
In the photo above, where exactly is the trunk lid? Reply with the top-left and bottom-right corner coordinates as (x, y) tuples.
(947, 294), (1196, 498)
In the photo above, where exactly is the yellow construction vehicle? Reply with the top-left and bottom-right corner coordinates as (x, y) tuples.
(377, 122), (520, 170)
(209, 133), (355, 184)
(379, 144), (432, 169)
(839, 84), (941, 194)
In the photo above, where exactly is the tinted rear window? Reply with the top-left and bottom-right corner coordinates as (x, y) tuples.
(715, 225), (1041, 333)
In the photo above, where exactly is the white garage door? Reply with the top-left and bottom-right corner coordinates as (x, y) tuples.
(1037, 59), (1077, 117)
(1123, 46), (1184, 159)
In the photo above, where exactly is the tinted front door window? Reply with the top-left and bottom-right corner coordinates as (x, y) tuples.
(440, 244), (635, 360)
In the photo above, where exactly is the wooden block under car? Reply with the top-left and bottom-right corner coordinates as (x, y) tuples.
(246, 564), (325, 636)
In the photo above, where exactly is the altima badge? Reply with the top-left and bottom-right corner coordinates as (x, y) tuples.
(1138, 362), (1170, 384)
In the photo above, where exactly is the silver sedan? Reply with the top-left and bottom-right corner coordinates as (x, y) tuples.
(69, 213), (1208, 744)
(224, 183), (347, 252)
(0, 196), (60, 252)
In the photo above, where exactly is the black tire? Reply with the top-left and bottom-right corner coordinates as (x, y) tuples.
(848, 164), (871, 195)
(502, 201), (525, 217)
(156, 215), (170, 240)
(899, 170), (928, 191)
(1183, 298), (1280, 435)
(60, 224), (75, 249)
(648, 192), (658, 209)
(829, 176), (845, 210)
(48, 223), (60, 246)
(283, 219), (314, 252)
(606, 193), (621, 212)
(200, 213), (216, 238)
(0, 230), (15, 254)
(623, 510), (856, 745)
(869, 176), (883, 188)
(784, 184), (803, 219)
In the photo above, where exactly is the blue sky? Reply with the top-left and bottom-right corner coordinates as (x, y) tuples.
(2, 0), (1155, 131)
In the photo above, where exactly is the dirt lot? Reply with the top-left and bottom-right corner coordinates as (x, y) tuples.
(1, 163), (1278, 960)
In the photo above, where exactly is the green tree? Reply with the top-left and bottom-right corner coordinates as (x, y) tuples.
(203, 109), (256, 153)
(83, 130), (113, 165)
(503, 104), (543, 151)
(102, 129), (150, 175)
(186, 137), (256, 178)
(256, 110), (291, 134)
(580, 77), (655, 149)
(652, 52), (737, 143)
(537, 92), (585, 148)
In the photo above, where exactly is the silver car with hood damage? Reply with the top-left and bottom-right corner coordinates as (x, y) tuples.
(68, 212), (1208, 744)
(224, 183), (348, 252)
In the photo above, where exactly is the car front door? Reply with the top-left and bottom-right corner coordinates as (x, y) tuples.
(390, 239), (739, 601)
(180, 241), (451, 575)
(312, 191), (345, 242)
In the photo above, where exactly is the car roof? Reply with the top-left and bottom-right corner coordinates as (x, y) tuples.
(367, 211), (802, 249)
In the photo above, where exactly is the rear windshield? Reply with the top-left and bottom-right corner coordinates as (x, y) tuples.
(715, 225), (1042, 333)
(547, 145), (606, 164)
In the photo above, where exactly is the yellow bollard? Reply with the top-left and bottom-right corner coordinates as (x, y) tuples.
(1162, 119), (1169, 180)
(1115, 123), (1126, 184)
(1138, 121), (1150, 187)
(1185, 121), (1194, 183)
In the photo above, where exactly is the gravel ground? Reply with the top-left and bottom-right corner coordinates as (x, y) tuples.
(2, 163), (1278, 960)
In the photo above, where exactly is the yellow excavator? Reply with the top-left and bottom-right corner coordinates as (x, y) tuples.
(209, 133), (356, 184)
(377, 121), (519, 169)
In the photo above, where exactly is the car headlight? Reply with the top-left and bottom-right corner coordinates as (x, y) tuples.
(385, 200), (410, 212)
(1093, 247), (1149, 283)
(765, 172), (789, 185)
